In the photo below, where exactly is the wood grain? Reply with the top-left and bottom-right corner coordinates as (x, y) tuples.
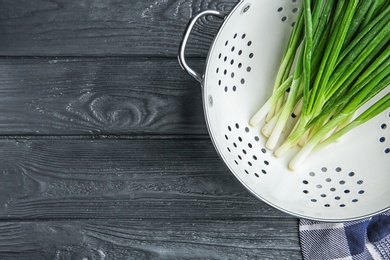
(0, 220), (301, 259)
(0, 138), (292, 220)
(0, 58), (207, 135)
(0, 1), (304, 258)
(0, 0), (236, 57)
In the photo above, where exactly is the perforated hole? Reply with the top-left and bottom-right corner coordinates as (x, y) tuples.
(224, 123), (271, 178)
(276, 2), (299, 25)
(379, 114), (390, 154)
(302, 166), (366, 208)
(216, 32), (254, 93)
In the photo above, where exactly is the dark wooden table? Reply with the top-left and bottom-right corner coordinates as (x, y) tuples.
(0, 0), (302, 259)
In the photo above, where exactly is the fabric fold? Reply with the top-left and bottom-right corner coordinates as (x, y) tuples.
(299, 210), (390, 260)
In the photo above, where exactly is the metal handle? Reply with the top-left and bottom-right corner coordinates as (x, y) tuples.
(178, 10), (226, 83)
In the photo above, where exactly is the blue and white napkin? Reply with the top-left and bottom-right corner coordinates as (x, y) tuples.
(299, 210), (390, 260)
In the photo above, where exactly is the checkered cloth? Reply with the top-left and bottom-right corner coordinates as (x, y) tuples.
(299, 210), (390, 260)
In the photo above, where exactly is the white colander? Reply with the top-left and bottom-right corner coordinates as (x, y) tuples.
(178, 0), (390, 221)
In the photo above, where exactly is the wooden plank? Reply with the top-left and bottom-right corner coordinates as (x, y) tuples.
(0, 0), (236, 57)
(0, 138), (294, 220)
(0, 58), (208, 135)
(0, 220), (302, 259)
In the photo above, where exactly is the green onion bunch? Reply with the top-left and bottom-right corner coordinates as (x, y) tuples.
(250, 0), (390, 170)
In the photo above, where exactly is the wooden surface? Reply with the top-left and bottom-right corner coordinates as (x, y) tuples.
(0, 0), (302, 259)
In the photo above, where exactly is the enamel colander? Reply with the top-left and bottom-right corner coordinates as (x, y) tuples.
(178, 0), (390, 221)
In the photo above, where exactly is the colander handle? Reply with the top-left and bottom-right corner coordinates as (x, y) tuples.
(178, 10), (226, 83)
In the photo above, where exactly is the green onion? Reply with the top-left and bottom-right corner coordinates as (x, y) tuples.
(250, 0), (390, 170)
